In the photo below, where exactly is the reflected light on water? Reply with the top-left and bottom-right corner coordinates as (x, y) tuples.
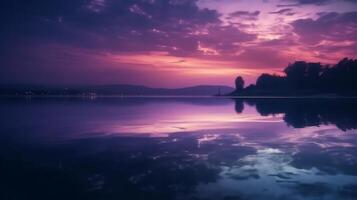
(1, 97), (357, 200)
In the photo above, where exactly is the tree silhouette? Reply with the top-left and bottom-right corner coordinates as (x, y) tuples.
(256, 74), (286, 89)
(235, 76), (244, 90)
(231, 58), (357, 96)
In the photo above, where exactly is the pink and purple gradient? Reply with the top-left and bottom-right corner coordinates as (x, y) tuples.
(1, 0), (357, 87)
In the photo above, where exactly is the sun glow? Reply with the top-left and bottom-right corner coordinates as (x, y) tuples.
(110, 51), (261, 77)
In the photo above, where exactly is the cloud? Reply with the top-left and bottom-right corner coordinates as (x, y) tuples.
(1, 0), (357, 86)
(286, 0), (331, 5)
(0, 0), (221, 56)
(227, 10), (260, 20)
(291, 12), (357, 45)
(169, 59), (186, 64)
(198, 25), (257, 55)
(1, 0), (261, 60)
(281, 0), (357, 6)
(269, 8), (296, 15)
(87, 0), (106, 13)
(276, 4), (301, 7)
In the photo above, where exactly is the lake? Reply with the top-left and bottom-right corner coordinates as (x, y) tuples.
(1, 97), (357, 200)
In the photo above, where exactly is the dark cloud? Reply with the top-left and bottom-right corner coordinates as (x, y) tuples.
(280, 0), (357, 6)
(169, 59), (186, 63)
(285, 0), (331, 5)
(0, 0), (263, 66)
(227, 10), (260, 20)
(269, 8), (295, 15)
(291, 12), (357, 45)
(0, 0), (222, 56)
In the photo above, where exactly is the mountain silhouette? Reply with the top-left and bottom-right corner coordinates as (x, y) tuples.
(0, 84), (234, 96)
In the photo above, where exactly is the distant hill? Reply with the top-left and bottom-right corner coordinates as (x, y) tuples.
(0, 84), (234, 96)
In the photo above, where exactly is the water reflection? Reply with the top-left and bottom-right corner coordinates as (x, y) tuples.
(0, 97), (357, 200)
(236, 98), (357, 131)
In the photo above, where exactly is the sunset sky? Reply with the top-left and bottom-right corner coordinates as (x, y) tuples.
(1, 0), (357, 87)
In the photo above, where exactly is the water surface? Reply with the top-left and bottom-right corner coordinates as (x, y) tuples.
(1, 97), (357, 200)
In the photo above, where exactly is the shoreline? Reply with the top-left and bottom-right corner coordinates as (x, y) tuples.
(1, 95), (357, 99)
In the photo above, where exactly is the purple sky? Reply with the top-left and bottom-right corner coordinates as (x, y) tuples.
(1, 0), (357, 87)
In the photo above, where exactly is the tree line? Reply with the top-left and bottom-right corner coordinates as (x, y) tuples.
(232, 58), (357, 96)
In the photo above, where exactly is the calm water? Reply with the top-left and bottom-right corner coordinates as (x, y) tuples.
(1, 97), (357, 200)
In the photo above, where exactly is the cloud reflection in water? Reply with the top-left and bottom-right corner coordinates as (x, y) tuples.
(0, 97), (357, 200)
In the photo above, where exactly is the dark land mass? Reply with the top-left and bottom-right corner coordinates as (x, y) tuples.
(0, 84), (233, 96)
(230, 58), (357, 97)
